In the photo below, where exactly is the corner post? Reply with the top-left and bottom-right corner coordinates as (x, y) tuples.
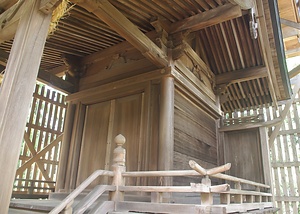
(110, 134), (126, 203)
(0, 0), (52, 212)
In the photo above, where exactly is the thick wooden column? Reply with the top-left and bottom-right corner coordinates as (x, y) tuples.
(0, 0), (51, 212)
(158, 75), (174, 186)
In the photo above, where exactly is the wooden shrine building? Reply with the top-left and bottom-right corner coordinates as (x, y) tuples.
(0, 0), (295, 213)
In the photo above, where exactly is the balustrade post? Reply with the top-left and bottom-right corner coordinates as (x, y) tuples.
(109, 134), (126, 203)
(234, 182), (243, 203)
(201, 176), (213, 205)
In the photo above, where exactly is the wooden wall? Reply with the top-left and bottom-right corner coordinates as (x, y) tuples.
(57, 46), (222, 190)
(174, 89), (218, 185)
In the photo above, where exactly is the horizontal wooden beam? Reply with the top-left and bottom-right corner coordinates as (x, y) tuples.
(38, 69), (74, 94)
(170, 3), (242, 34)
(216, 66), (268, 85)
(0, 48), (74, 93)
(71, 0), (168, 68)
(47, 64), (68, 77)
(280, 18), (300, 30)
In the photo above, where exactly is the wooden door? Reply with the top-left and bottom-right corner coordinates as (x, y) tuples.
(76, 93), (143, 187)
(224, 128), (264, 187)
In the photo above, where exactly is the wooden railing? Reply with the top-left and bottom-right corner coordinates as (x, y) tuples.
(50, 134), (275, 214)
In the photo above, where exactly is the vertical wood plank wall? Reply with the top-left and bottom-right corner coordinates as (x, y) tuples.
(223, 89), (300, 213)
(13, 83), (67, 198)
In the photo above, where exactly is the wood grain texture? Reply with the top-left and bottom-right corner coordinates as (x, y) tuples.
(0, 0), (51, 212)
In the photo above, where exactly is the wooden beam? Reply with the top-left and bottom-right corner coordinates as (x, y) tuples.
(38, 69), (74, 94)
(0, 48), (74, 93)
(281, 27), (299, 39)
(280, 18), (300, 30)
(47, 64), (68, 77)
(0, 0), (51, 212)
(0, 0), (18, 10)
(269, 77), (300, 148)
(39, 0), (61, 14)
(216, 66), (268, 85)
(228, 0), (255, 10)
(170, 3), (242, 34)
(289, 64), (300, 79)
(0, 0), (25, 43)
(255, 0), (279, 106)
(71, 0), (168, 68)
(16, 134), (63, 176)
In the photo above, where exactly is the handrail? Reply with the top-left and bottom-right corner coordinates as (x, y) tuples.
(49, 170), (114, 214)
(122, 170), (270, 189)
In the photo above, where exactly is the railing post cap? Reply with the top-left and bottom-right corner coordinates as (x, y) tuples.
(115, 134), (126, 146)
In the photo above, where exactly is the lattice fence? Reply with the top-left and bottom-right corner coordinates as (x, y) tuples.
(266, 92), (300, 213)
(13, 83), (67, 198)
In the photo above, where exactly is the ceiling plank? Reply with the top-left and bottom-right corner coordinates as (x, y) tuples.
(71, 0), (168, 68)
(216, 66), (268, 85)
(170, 3), (242, 34)
(228, 0), (255, 10)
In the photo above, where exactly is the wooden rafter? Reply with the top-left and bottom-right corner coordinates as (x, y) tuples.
(269, 77), (300, 148)
(71, 0), (168, 68)
(216, 66), (268, 85)
(170, 3), (242, 34)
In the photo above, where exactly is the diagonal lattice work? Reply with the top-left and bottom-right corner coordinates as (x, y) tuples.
(13, 83), (67, 198)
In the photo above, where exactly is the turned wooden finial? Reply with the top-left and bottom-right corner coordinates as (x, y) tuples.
(113, 134), (126, 167)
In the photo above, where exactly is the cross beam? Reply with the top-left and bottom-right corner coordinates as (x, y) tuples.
(170, 3), (242, 34)
(71, 0), (168, 68)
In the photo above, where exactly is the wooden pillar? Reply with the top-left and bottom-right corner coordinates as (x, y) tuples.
(56, 102), (77, 191)
(0, 0), (51, 212)
(158, 75), (174, 186)
(259, 127), (275, 205)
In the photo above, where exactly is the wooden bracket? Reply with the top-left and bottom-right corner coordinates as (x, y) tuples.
(39, 0), (62, 14)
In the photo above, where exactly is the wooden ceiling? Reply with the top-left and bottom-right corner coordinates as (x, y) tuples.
(0, 0), (293, 113)
(278, 0), (300, 58)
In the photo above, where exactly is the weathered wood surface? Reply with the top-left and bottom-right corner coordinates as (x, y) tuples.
(14, 84), (67, 197)
(0, 0), (51, 212)
(224, 128), (264, 187)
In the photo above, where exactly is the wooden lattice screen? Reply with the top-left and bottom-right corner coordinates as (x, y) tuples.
(265, 91), (300, 214)
(13, 83), (67, 198)
(222, 87), (300, 214)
